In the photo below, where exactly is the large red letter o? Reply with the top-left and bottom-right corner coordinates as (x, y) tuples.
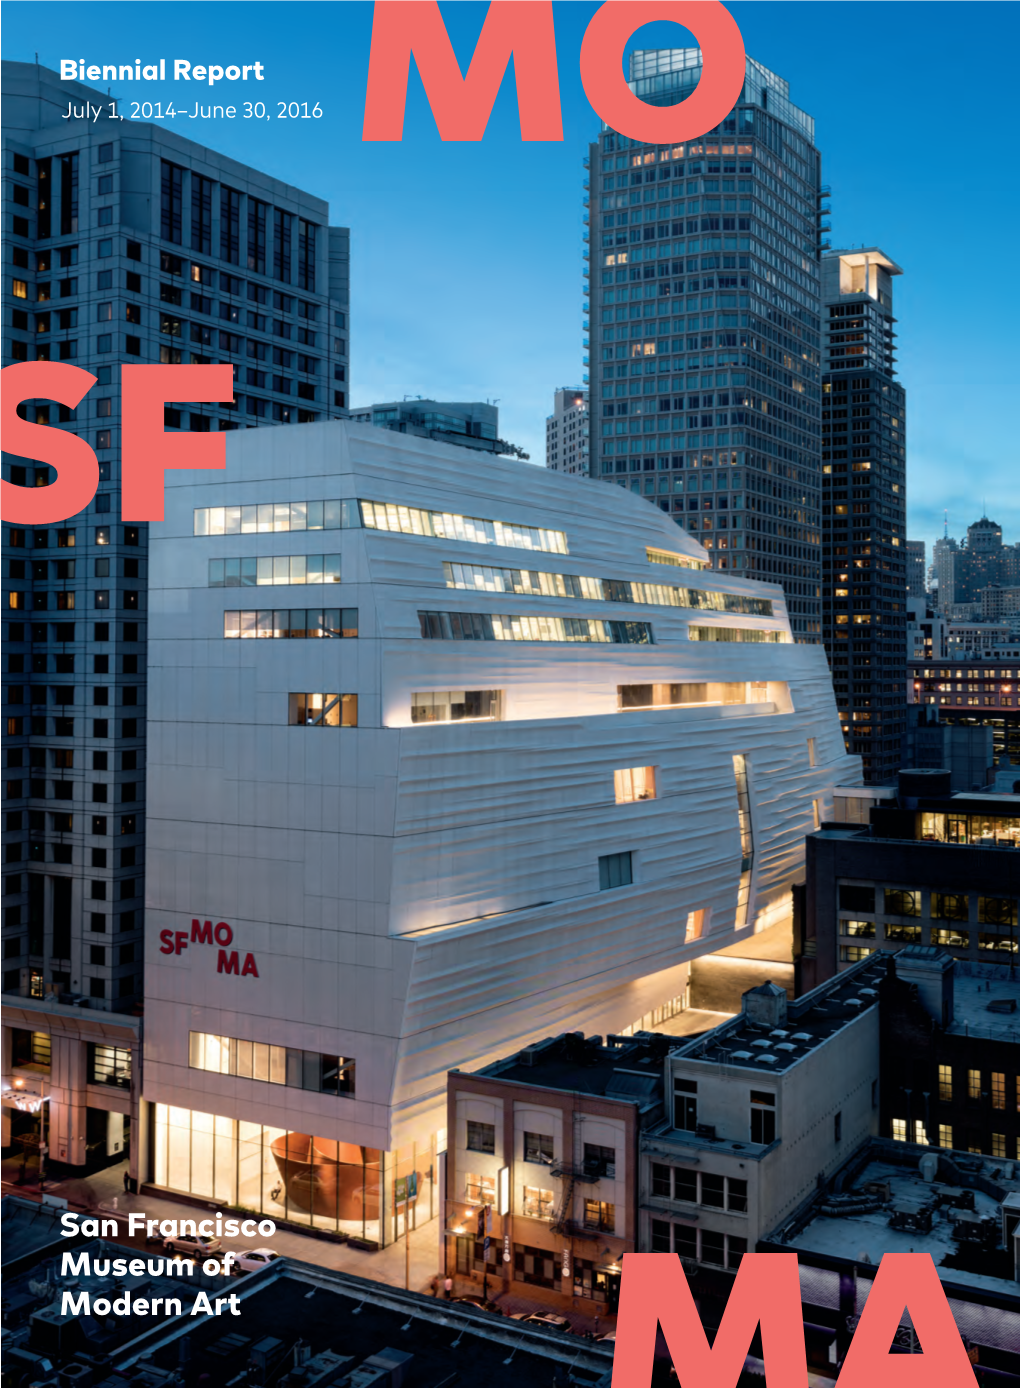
(580, 2), (745, 144)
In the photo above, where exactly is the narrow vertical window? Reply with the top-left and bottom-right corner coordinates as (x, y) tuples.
(192, 175), (214, 255)
(272, 208), (292, 283)
(298, 219), (317, 291)
(732, 754), (754, 928)
(161, 161), (183, 244)
(248, 199), (267, 274)
(220, 187), (241, 264)
(60, 153), (79, 235)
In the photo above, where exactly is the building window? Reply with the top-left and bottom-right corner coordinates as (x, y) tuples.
(583, 1143), (616, 1178)
(523, 1132), (554, 1164)
(750, 1089), (776, 1145)
(465, 1172), (496, 1205)
(288, 693), (357, 727)
(225, 609), (358, 640)
(673, 1077), (697, 1131)
(189, 1032), (354, 1095)
(892, 1119), (907, 1142)
(931, 892), (969, 921)
(160, 161), (183, 244)
(938, 1065), (952, 1103)
(583, 1200), (615, 1232)
(614, 766), (656, 803)
(978, 897), (1018, 927)
(938, 1124), (953, 1150)
(992, 1133), (1006, 1159)
(513, 1243), (560, 1290)
(967, 1069), (981, 1102)
(883, 888), (921, 916)
(992, 1073), (1006, 1110)
(419, 609), (653, 645)
(521, 1186), (555, 1220)
(411, 690), (501, 724)
(599, 851), (633, 890)
(838, 884), (876, 913)
(466, 1121), (496, 1155)
(839, 945), (873, 963)
(88, 1043), (132, 1088)
(840, 920), (875, 938)
(884, 924), (922, 943)
(208, 554), (341, 588)
(932, 927), (969, 948)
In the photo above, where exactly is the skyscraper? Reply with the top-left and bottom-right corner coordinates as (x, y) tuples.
(906, 539), (926, 600)
(2, 61), (349, 1017)
(588, 52), (825, 642)
(545, 386), (589, 475)
(820, 248), (906, 784)
(933, 532), (958, 611)
(952, 517), (1020, 604)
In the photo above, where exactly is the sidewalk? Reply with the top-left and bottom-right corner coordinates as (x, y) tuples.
(1, 1157), (615, 1333)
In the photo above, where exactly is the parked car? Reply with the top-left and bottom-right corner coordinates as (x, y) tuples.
(230, 1247), (280, 1274)
(451, 1295), (503, 1314)
(162, 1232), (221, 1257)
(509, 1312), (573, 1332)
(596, 1330), (616, 1343)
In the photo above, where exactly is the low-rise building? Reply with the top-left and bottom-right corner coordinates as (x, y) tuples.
(762, 1138), (1020, 1379)
(639, 959), (884, 1270)
(798, 771), (1019, 991)
(445, 1030), (669, 1316)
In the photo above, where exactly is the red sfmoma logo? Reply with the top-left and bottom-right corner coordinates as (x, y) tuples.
(0, 361), (233, 525)
(158, 919), (259, 978)
(610, 1251), (976, 1387)
(362, 0), (746, 144)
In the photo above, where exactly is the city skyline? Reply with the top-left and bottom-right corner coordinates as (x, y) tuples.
(3, 1), (1017, 555)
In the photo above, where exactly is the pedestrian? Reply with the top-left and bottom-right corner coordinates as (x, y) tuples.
(123, 1169), (130, 1194)
(482, 1272), (489, 1302)
(594, 1313), (600, 1337)
(430, 1276), (439, 1297)
(443, 1275), (453, 1300)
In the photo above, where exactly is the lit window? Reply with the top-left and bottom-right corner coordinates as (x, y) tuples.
(614, 766), (656, 803)
(289, 693), (357, 727)
(522, 1187), (555, 1219)
(938, 1124), (953, 1150)
(891, 1119), (907, 1142)
(938, 1065), (952, 1103)
(411, 690), (501, 724)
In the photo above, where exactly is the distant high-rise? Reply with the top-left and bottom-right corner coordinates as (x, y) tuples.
(820, 248), (906, 784)
(933, 533), (959, 610)
(349, 399), (526, 457)
(2, 61), (350, 1014)
(544, 386), (589, 475)
(906, 540), (926, 600)
(952, 517), (1020, 603)
(587, 52), (825, 642)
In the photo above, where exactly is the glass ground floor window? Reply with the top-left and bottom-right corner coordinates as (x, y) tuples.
(151, 1104), (439, 1247)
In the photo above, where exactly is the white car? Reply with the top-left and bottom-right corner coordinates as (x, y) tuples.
(509, 1311), (572, 1332)
(231, 1247), (280, 1274)
(163, 1232), (221, 1257)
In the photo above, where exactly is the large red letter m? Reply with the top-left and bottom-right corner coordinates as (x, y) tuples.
(362, 1), (562, 141)
(612, 1252), (807, 1388)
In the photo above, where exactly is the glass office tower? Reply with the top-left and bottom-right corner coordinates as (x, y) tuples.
(588, 52), (825, 642)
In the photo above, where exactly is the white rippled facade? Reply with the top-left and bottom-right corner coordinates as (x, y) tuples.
(144, 421), (859, 1174)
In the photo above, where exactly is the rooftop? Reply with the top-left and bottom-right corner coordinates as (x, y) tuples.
(945, 959), (1020, 1043)
(782, 1146), (1020, 1300)
(471, 1031), (673, 1105)
(1, 1241), (613, 1387)
(670, 954), (887, 1074)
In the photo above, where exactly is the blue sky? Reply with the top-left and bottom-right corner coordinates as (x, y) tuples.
(5, 1), (1018, 563)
